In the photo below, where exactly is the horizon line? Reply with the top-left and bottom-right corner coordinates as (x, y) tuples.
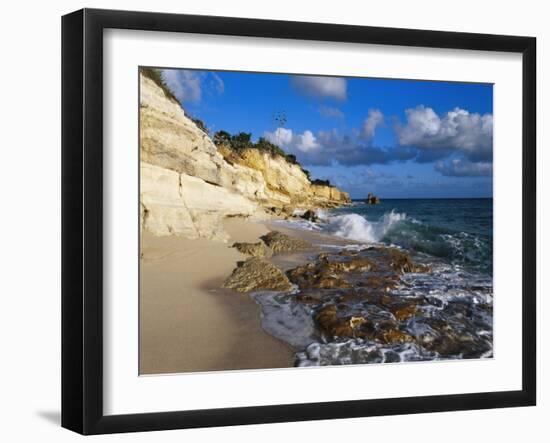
(350, 196), (493, 200)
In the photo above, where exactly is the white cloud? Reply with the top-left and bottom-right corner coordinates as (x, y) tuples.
(319, 105), (345, 119)
(162, 69), (202, 103)
(435, 159), (493, 177)
(396, 105), (493, 161)
(361, 109), (384, 140)
(161, 69), (225, 104)
(211, 72), (225, 94)
(264, 127), (293, 147)
(264, 128), (320, 153)
(291, 75), (347, 101)
(264, 127), (415, 167)
(296, 130), (320, 152)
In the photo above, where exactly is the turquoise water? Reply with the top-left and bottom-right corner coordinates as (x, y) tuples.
(331, 198), (493, 275)
(256, 198), (494, 365)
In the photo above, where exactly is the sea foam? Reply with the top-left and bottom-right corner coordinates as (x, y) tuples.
(325, 210), (406, 243)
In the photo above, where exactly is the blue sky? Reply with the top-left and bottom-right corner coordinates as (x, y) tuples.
(161, 68), (493, 199)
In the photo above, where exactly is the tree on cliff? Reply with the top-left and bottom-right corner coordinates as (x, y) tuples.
(213, 130), (231, 146)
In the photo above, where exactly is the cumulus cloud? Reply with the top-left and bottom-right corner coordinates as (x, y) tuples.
(319, 105), (345, 119)
(396, 105), (493, 162)
(296, 130), (320, 152)
(291, 75), (347, 101)
(264, 127), (415, 167)
(264, 128), (320, 153)
(265, 127), (293, 147)
(435, 159), (493, 177)
(361, 109), (384, 140)
(161, 69), (225, 104)
(264, 105), (493, 177)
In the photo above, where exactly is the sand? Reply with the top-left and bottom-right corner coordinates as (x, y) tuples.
(139, 218), (295, 375)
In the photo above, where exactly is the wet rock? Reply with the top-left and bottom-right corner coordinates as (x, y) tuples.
(338, 249), (359, 257)
(388, 248), (429, 274)
(260, 231), (312, 253)
(315, 304), (369, 338)
(416, 316), (492, 357)
(232, 241), (272, 258)
(358, 275), (399, 292)
(288, 262), (350, 290)
(222, 258), (293, 292)
(301, 209), (319, 222)
(376, 328), (414, 344)
(366, 193), (380, 205)
(388, 302), (418, 321)
(288, 254), (375, 290)
(320, 254), (375, 273)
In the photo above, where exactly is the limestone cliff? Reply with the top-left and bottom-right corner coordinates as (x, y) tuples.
(139, 73), (350, 241)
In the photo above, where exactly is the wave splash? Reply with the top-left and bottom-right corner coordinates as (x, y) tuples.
(276, 206), (492, 273)
(324, 210), (406, 243)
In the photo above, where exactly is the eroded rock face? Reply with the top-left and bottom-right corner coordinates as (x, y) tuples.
(140, 162), (259, 241)
(139, 73), (350, 240)
(260, 231), (313, 253)
(232, 241), (272, 258)
(222, 258), (293, 293)
(140, 75), (230, 186)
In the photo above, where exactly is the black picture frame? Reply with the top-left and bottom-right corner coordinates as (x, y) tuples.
(62, 8), (537, 435)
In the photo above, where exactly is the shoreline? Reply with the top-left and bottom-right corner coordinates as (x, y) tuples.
(140, 217), (300, 375)
(139, 214), (358, 375)
(140, 208), (494, 373)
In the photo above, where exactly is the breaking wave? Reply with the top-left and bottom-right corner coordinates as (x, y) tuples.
(325, 210), (407, 243)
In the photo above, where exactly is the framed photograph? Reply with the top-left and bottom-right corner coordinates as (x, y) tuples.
(62, 8), (536, 435)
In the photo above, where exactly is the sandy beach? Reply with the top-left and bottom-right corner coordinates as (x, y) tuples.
(139, 218), (297, 375)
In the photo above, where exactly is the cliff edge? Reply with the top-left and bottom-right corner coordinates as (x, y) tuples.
(139, 72), (350, 241)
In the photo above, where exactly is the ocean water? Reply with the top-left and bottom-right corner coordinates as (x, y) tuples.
(328, 198), (493, 275)
(253, 198), (494, 367)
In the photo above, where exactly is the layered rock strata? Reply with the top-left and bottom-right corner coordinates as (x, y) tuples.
(139, 73), (350, 241)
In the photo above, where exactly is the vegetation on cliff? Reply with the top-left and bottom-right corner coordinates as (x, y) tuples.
(213, 130), (304, 164)
(139, 67), (180, 105)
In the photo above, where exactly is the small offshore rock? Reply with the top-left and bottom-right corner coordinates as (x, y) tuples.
(260, 231), (312, 253)
(366, 192), (380, 205)
(222, 258), (293, 293)
(232, 241), (272, 258)
(301, 209), (319, 222)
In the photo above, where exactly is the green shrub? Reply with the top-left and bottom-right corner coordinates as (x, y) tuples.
(311, 178), (331, 187)
(191, 118), (208, 134)
(212, 130), (320, 184)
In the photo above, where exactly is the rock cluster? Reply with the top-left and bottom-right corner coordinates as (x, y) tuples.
(224, 231), (313, 292)
(222, 258), (293, 293)
(232, 241), (272, 258)
(260, 231), (313, 253)
(285, 247), (433, 346)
